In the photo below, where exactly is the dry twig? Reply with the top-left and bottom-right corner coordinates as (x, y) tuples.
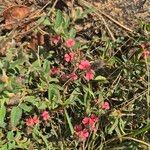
(78, 0), (134, 33)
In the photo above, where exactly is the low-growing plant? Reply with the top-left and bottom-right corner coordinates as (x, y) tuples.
(0, 2), (150, 150)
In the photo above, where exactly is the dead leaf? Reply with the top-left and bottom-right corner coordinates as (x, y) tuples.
(7, 93), (21, 106)
(27, 32), (45, 50)
(3, 5), (30, 29)
(0, 75), (9, 83)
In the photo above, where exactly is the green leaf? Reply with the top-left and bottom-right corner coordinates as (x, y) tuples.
(76, 8), (82, 19)
(10, 57), (26, 68)
(25, 97), (40, 108)
(49, 77), (59, 83)
(43, 17), (51, 26)
(63, 16), (70, 29)
(94, 75), (107, 81)
(33, 128), (50, 150)
(38, 103), (47, 110)
(108, 119), (118, 134)
(7, 131), (14, 141)
(10, 106), (22, 127)
(54, 10), (63, 29)
(19, 103), (32, 112)
(0, 144), (8, 150)
(43, 59), (50, 73)
(37, 16), (45, 23)
(115, 126), (122, 138)
(32, 60), (41, 70)
(69, 28), (76, 38)
(38, 16), (51, 26)
(82, 8), (94, 17)
(0, 105), (6, 127)
(48, 86), (55, 100)
(83, 85), (95, 99)
(8, 141), (16, 150)
(64, 108), (74, 135)
(64, 88), (80, 105)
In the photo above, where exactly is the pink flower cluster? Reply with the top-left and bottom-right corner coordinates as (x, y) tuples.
(25, 115), (39, 127)
(74, 114), (98, 141)
(79, 60), (94, 81)
(63, 58), (94, 81)
(51, 35), (76, 48)
(82, 114), (99, 132)
(74, 125), (89, 141)
(25, 111), (50, 127)
(51, 36), (94, 81)
(50, 66), (78, 81)
(64, 52), (75, 62)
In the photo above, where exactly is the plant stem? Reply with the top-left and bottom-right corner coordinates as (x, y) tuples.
(64, 108), (74, 135)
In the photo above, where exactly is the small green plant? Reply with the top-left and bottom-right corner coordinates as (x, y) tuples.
(0, 2), (150, 150)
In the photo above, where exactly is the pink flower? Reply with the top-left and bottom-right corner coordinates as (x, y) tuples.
(51, 35), (61, 45)
(102, 102), (110, 110)
(82, 117), (90, 125)
(50, 67), (60, 75)
(84, 70), (94, 81)
(41, 111), (50, 121)
(143, 50), (150, 59)
(79, 60), (90, 70)
(82, 114), (98, 132)
(74, 124), (89, 141)
(89, 114), (98, 132)
(70, 72), (78, 81)
(74, 124), (83, 132)
(75, 129), (89, 141)
(65, 39), (75, 48)
(90, 114), (99, 123)
(64, 52), (75, 62)
(26, 117), (34, 127)
(25, 115), (39, 127)
(32, 115), (39, 124)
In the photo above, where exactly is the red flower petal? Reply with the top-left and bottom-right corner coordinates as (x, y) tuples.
(79, 60), (90, 70)
(50, 67), (60, 75)
(51, 35), (61, 45)
(84, 69), (94, 81)
(64, 52), (75, 62)
(65, 39), (75, 48)
(26, 117), (34, 127)
(82, 117), (90, 125)
(70, 72), (78, 81)
(74, 124), (83, 132)
(32, 115), (39, 124)
(143, 50), (150, 59)
(64, 54), (71, 62)
(77, 129), (89, 141)
(41, 111), (50, 121)
(102, 102), (110, 110)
